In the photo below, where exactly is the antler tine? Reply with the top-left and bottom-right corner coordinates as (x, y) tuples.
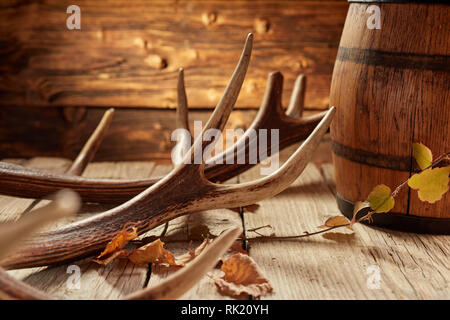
(203, 34), (253, 134)
(176, 68), (189, 131)
(126, 226), (241, 300)
(0, 267), (53, 300)
(184, 33), (253, 166)
(285, 74), (306, 118)
(0, 33), (253, 270)
(172, 68), (191, 166)
(206, 107), (336, 209)
(0, 190), (79, 300)
(20, 108), (114, 215)
(204, 71), (326, 182)
(0, 227), (240, 300)
(66, 108), (115, 176)
(0, 190), (80, 263)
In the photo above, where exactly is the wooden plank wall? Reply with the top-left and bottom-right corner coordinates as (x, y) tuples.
(0, 0), (347, 109)
(0, 106), (256, 161)
(0, 0), (348, 160)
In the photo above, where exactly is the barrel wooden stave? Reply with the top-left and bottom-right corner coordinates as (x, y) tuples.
(330, 2), (450, 224)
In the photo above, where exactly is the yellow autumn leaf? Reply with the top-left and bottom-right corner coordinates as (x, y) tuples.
(366, 184), (395, 213)
(317, 216), (351, 229)
(408, 166), (450, 203)
(412, 143), (433, 170)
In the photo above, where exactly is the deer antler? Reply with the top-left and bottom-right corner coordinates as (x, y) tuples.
(0, 73), (324, 204)
(0, 226), (241, 300)
(0, 33), (253, 269)
(65, 108), (115, 176)
(19, 108), (115, 216)
(0, 189), (80, 300)
(172, 68), (191, 166)
(0, 34), (335, 271)
(286, 74), (306, 118)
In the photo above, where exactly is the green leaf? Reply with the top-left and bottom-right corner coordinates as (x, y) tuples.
(412, 143), (433, 170)
(366, 184), (395, 213)
(408, 166), (450, 203)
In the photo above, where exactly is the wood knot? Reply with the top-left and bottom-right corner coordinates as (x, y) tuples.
(144, 54), (168, 69)
(133, 37), (148, 49)
(202, 12), (217, 26)
(62, 107), (87, 124)
(254, 18), (270, 34)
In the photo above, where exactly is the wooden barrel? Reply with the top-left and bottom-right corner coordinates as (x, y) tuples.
(330, 0), (450, 234)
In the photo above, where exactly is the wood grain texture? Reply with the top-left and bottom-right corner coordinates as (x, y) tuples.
(0, 145), (448, 299)
(330, 3), (450, 218)
(0, 0), (347, 110)
(0, 106), (255, 161)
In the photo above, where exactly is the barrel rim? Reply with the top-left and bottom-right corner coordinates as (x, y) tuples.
(336, 193), (450, 235)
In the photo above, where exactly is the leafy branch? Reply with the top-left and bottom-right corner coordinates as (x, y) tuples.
(241, 143), (450, 242)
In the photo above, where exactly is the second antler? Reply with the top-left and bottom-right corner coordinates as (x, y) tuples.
(0, 34), (335, 270)
(0, 59), (325, 204)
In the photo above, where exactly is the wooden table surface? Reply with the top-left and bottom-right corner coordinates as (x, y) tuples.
(1, 142), (449, 300)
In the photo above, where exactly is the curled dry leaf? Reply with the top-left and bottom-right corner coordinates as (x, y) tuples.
(93, 250), (128, 266)
(350, 201), (370, 227)
(213, 253), (273, 298)
(128, 238), (182, 267)
(229, 241), (248, 255)
(318, 216), (351, 230)
(188, 224), (215, 241)
(176, 238), (214, 265)
(93, 226), (138, 265)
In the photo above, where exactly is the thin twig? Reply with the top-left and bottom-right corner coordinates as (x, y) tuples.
(243, 224), (350, 242)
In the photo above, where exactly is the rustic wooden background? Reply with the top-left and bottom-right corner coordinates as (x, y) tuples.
(0, 0), (348, 160)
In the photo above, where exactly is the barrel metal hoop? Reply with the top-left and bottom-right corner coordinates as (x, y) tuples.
(331, 140), (411, 171)
(336, 193), (450, 234)
(337, 47), (450, 72)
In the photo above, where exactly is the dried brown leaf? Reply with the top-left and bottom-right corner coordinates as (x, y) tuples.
(92, 250), (128, 265)
(350, 201), (370, 227)
(93, 226), (138, 265)
(188, 224), (215, 241)
(176, 238), (213, 265)
(228, 241), (248, 255)
(213, 253), (273, 298)
(128, 238), (182, 267)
